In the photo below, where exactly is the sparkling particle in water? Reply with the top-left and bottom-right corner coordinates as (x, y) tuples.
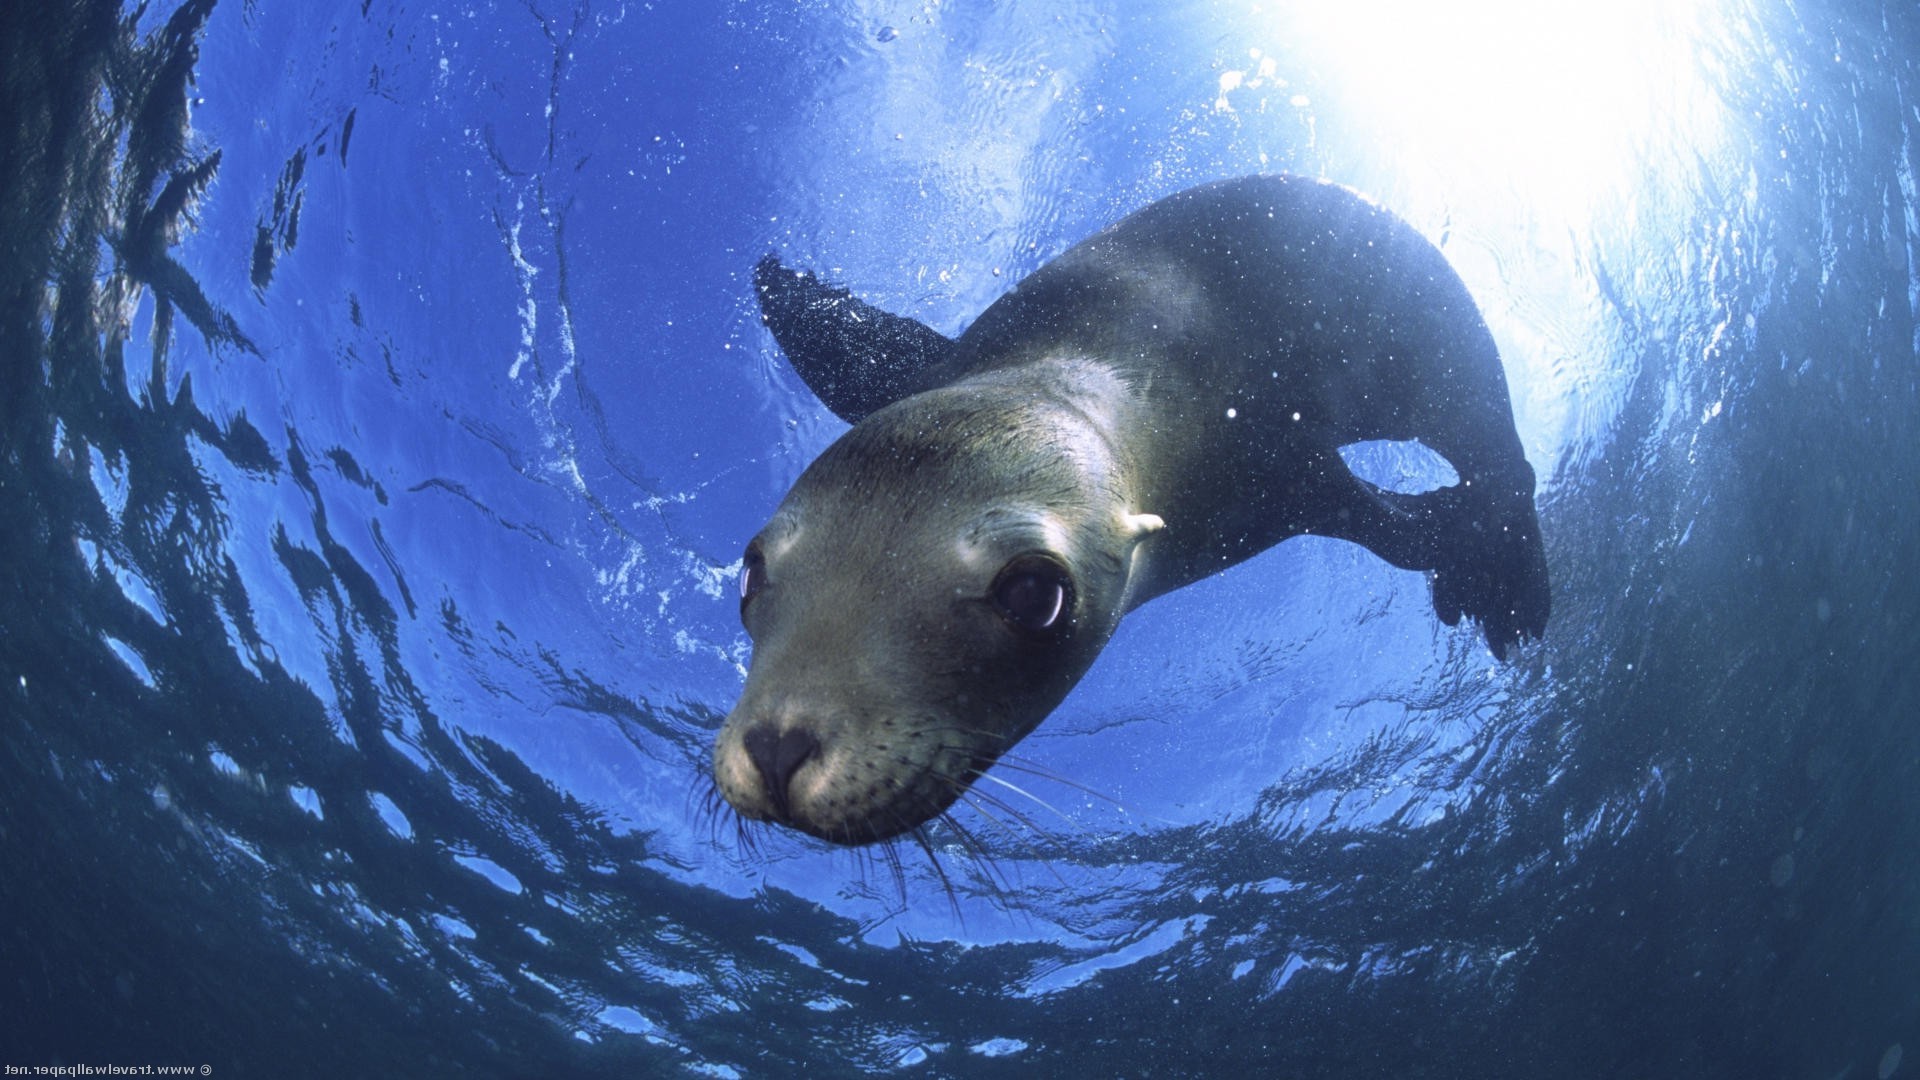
(1769, 853), (1794, 887)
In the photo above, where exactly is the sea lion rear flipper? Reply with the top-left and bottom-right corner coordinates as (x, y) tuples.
(753, 254), (956, 424)
(1424, 482), (1551, 661)
(1307, 472), (1551, 661)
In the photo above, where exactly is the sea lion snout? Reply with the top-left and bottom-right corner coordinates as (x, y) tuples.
(740, 725), (820, 821)
(714, 695), (981, 844)
(712, 696), (824, 828)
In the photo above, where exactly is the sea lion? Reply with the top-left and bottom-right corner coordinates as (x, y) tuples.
(713, 175), (1549, 845)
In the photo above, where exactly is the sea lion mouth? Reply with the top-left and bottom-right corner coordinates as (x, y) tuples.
(714, 717), (997, 846)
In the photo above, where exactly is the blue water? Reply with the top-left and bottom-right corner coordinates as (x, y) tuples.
(2, 0), (1916, 1076)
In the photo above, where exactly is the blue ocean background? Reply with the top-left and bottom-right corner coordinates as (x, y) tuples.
(2, 0), (1916, 1076)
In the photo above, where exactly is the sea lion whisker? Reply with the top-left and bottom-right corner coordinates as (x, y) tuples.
(971, 771), (1075, 828)
(851, 837), (911, 911)
(936, 810), (1021, 906)
(859, 751), (1075, 857)
(688, 780), (731, 847)
(945, 781), (1062, 858)
(986, 755), (1131, 812)
(952, 790), (1014, 839)
(877, 836), (910, 907)
(693, 778), (760, 859)
(954, 786), (1072, 861)
(721, 807), (750, 854)
(741, 810), (771, 860)
(907, 826), (965, 922)
(954, 795), (1073, 891)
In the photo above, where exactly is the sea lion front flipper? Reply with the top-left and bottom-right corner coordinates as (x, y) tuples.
(1305, 470), (1550, 661)
(753, 254), (957, 424)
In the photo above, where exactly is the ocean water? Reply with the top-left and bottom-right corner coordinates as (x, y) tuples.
(1, 0), (1915, 1076)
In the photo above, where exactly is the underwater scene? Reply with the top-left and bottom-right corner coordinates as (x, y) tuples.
(1, 0), (1916, 1076)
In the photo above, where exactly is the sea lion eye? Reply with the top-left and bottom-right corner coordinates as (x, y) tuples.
(739, 546), (767, 616)
(992, 556), (1072, 635)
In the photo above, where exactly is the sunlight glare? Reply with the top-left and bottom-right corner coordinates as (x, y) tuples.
(1238, 0), (1735, 477)
(1284, 0), (1721, 223)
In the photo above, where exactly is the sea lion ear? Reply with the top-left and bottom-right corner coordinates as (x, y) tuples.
(752, 254), (958, 424)
(1119, 511), (1165, 543)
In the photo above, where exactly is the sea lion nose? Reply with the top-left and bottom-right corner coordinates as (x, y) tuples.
(742, 726), (819, 820)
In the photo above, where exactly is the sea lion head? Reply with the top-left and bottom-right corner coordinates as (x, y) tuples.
(713, 380), (1162, 845)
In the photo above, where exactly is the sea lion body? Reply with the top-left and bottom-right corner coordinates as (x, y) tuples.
(714, 176), (1549, 845)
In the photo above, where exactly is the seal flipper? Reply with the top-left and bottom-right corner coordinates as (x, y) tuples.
(1304, 469), (1550, 660)
(753, 254), (957, 424)
(1421, 480), (1550, 661)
